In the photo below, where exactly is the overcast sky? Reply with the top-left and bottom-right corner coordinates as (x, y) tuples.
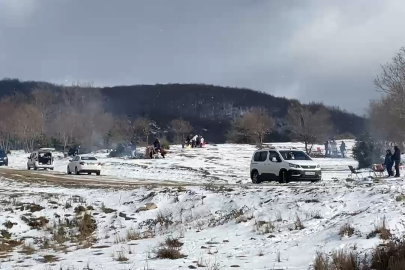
(1, 0), (405, 115)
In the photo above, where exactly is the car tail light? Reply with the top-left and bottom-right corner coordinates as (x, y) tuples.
(80, 162), (85, 165)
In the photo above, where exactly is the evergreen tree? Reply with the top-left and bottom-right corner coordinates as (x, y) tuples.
(352, 132), (383, 169)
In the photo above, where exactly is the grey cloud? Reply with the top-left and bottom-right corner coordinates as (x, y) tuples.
(1, 0), (404, 114)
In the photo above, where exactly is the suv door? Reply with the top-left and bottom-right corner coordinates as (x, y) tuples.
(268, 151), (283, 179)
(254, 151), (268, 176)
(29, 153), (35, 166)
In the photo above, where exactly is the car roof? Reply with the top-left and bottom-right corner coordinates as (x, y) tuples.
(254, 146), (302, 152)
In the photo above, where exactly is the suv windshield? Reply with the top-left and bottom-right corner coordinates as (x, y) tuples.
(0, 150), (6, 157)
(81, 157), (97, 161)
(279, 150), (312, 161)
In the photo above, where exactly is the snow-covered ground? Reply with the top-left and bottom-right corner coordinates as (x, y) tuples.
(0, 140), (404, 269)
(7, 140), (358, 185)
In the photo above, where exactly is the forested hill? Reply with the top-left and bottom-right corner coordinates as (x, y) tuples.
(0, 79), (365, 143)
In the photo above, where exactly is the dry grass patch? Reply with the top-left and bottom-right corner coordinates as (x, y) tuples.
(156, 211), (174, 228)
(126, 229), (142, 241)
(113, 247), (129, 262)
(101, 203), (116, 214)
(313, 250), (363, 270)
(339, 223), (355, 238)
(255, 220), (275, 234)
(20, 243), (36, 255)
(367, 217), (391, 240)
(396, 194), (405, 202)
(155, 237), (186, 260)
(41, 254), (58, 263)
(294, 214), (305, 230)
(78, 213), (97, 240)
(165, 237), (184, 248)
(0, 239), (23, 253)
(371, 238), (405, 270)
(3, 221), (14, 229)
(156, 247), (186, 260)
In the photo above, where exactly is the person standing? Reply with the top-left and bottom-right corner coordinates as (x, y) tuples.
(340, 141), (346, 158)
(385, 149), (394, 177)
(324, 141), (329, 157)
(392, 145), (401, 177)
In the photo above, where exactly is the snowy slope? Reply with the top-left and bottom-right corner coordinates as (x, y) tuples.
(1, 140), (404, 270)
(0, 175), (403, 269)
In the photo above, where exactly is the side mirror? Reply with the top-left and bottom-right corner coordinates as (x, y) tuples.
(69, 160), (72, 162)
(271, 157), (277, 162)
(27, 157), (30, 159)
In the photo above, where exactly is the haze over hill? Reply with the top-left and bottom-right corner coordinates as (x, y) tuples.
(0, 79), (365, 143)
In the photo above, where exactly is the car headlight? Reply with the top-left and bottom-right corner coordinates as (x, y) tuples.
(289, 163), (300, 168)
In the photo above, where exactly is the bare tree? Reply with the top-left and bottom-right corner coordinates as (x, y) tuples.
(12, 104), (44, 152)
(134, 117), (152, 144)
(286, 104), (332, 154)
(170, 118), (193, 143)
(0, 98), (15, 152)
(372, 47), (405, 144)
(228, 107), (275, 144)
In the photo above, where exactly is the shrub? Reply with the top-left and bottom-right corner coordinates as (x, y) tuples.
(156, 247), (185, 260)
(78, 214), (97, 240)
(371, 238), (405, 270)
(160, 139), (170, 150)
(352, 133), (383, 169)
(339, 223), (355, 238)
(294, 215), (305, 230)
(367, 217), (391, 240)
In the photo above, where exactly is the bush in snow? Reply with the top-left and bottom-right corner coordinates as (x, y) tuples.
(352, 132), (383, 169)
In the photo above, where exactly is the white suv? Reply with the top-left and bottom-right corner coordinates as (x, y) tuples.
(250, 146), (321, 183)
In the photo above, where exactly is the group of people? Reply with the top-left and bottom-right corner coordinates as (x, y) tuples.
(324, 140), (346, 158)
(384, 146), (401, 177)
(145, 138), (166, 159)
(185, 134), (205, 148)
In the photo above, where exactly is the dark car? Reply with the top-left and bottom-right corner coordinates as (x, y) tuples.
(0, 150), (8, 166)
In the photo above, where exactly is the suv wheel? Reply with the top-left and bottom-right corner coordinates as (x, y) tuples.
(27, 164), (30, 170)
(251, 171), (261, 184)
(279, 170), (288, 184)
(67, 166), (71, 175)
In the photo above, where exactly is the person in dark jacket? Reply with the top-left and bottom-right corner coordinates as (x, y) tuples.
(340, 141), (346, 158)
(153, 139), (161, 151)
(392, 146), (401, 177)
(385, 149), (394, 177)
(324, 141), (329, 157)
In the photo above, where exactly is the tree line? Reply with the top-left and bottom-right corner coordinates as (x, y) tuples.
(0, 80), (363, 153)
(0, 85), (194, 153)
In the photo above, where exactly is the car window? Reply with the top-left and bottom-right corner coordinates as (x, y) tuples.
(279, 150), (312, 161)
(0, 151), (6, 157)
(81, 157), (97, 161)
(253, 152), (261, 162)
(269, 151), (281, 162)
(259, 151), (268, 162)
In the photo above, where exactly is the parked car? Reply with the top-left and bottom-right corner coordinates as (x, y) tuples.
(0, 150), (8, 166)
(27, 148), (55, 170)
(67, 155), (101, 175)
(250, 146), (321, 183)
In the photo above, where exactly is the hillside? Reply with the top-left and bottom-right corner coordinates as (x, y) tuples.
(0, 79), (365, 143)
